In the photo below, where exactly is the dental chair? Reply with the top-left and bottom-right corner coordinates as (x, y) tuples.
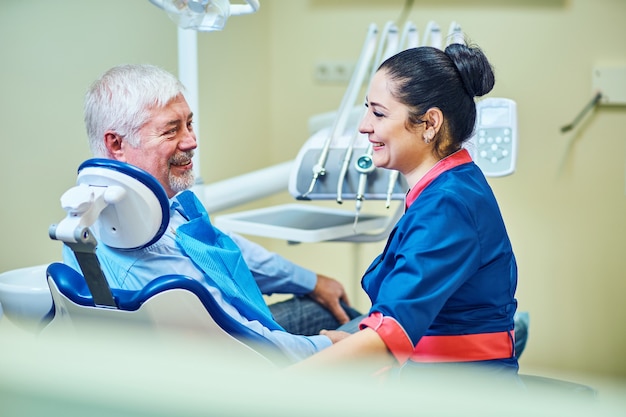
(43, 159), (284, 367)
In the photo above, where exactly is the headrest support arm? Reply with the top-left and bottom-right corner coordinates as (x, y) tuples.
(63, 236), (117, 308)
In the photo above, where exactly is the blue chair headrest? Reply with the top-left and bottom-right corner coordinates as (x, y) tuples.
(77, 159), (170, 250)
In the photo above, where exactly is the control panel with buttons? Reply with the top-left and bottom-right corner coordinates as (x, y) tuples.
(465, 98), (517, 177)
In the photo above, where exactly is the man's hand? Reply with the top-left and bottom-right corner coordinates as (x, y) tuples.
(309, 274), (351, 324)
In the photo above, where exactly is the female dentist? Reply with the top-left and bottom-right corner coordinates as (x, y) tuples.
(293, 42), (519, 380)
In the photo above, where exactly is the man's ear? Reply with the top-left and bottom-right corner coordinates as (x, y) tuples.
(104, 131), (126, 161)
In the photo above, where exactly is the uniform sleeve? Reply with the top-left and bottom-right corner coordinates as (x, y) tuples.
(359, 312), (414, 364)
(226, 231), (317, 295)
(367, 189), (482, 347)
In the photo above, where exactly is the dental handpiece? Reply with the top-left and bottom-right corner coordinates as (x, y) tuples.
(353, 151), (376, 229)
(336, 144), (354, 204)
(301, 163), (326, 199)
(355, 169), (368, 209)
(353, 172), (367, 228)
(385, 170), (399, 208)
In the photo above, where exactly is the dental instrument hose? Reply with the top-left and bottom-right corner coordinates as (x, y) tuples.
(301, 24), (379, 199)
(337, 22), (399, 204)
(385, 170), (399, 208)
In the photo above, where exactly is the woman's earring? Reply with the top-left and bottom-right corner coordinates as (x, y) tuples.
(423, 128), (434, 144)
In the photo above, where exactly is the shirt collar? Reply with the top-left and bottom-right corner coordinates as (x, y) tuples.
(169, 196), (188, 220)
(405, 148), (473, 209)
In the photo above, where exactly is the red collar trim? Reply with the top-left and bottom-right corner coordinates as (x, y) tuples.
(405, 149), (473, 209)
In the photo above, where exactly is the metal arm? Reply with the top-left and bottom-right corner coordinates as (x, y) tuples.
(49, 184), (124, 308)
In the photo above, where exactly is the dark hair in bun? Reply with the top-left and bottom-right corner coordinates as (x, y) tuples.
(378, 43), (495, 158)
(444, 42), (495, 98)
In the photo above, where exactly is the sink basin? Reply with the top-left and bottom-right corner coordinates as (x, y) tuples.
(0, 264), (53, 332)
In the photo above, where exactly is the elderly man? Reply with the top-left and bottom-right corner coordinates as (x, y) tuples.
(63, 63), (359, 362)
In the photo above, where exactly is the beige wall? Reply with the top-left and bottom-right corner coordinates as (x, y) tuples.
(1, 0), (625, 380)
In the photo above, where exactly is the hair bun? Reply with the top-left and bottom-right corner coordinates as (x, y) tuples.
(444, 43), (495, 97)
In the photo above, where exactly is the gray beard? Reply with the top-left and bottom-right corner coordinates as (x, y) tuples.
(169, 169), (195, 193)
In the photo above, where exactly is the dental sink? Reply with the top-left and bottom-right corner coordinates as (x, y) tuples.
(0, 264), (53, 332)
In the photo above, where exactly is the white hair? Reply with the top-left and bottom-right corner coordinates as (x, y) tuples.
(84, 64), (186, 157)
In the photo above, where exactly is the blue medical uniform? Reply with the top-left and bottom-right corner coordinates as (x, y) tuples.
(359, 150), (518, 372)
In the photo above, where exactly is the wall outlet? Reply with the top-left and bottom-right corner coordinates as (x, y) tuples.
(314, 60), (355, 83)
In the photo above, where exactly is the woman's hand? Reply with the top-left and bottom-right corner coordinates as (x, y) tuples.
(320, 329), (351, 344)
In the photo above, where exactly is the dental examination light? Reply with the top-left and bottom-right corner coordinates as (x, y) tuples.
(148, 0), (260, 31)
(148, 0), (261, 185)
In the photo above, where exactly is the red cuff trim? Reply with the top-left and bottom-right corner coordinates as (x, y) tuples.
(359, 312), (414, 364)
